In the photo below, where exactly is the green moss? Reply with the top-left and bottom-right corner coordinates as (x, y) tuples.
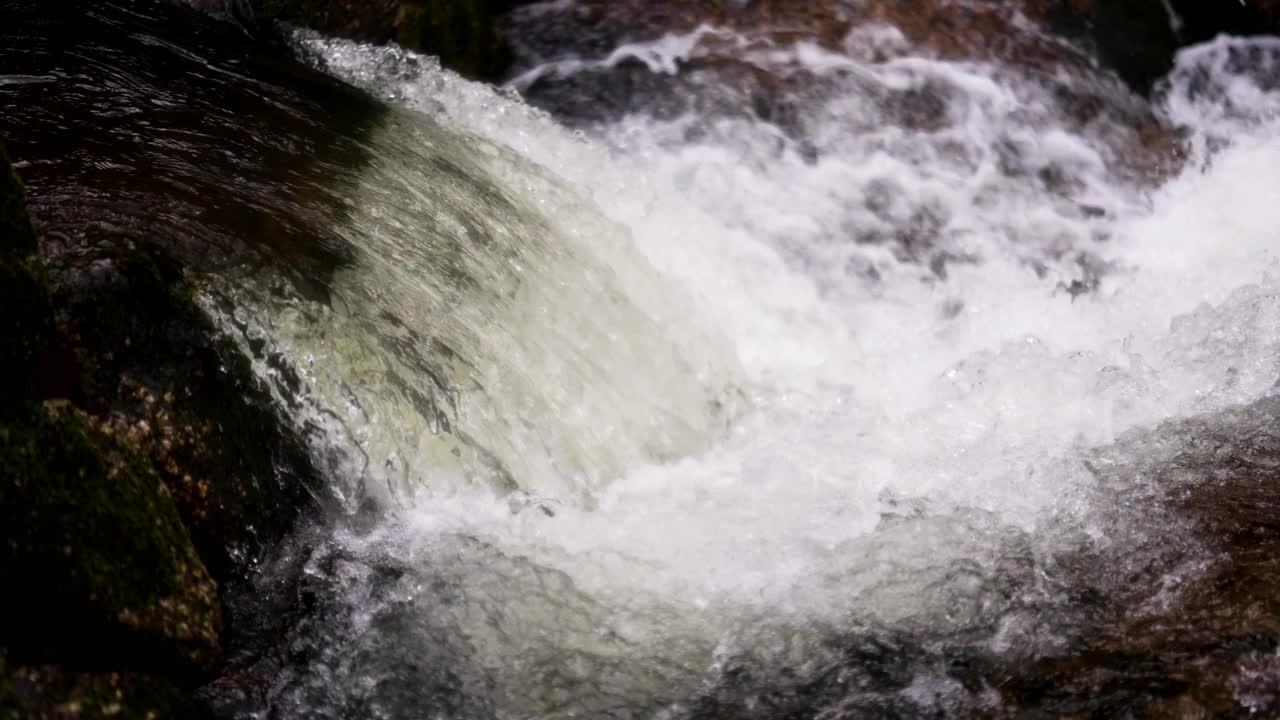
(0, 105), (217, 720)
(0, 404), (220, 675)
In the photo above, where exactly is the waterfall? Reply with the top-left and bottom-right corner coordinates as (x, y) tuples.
(8, 0), (1280, 715)
(219, 27), (1280, 720)
(203, 104), (743, 508)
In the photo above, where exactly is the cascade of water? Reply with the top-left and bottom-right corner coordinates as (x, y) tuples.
(228, 22), (1280, 720)
(203, 103), (744, 509)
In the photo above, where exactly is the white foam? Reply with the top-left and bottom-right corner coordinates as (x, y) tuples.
(278, 28), (1280, 716)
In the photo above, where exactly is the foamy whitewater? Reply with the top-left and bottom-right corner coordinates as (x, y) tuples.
(244, 25), (1280, 718)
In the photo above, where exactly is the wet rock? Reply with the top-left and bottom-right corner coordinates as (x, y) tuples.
(1021, 398), (1280, 717)
(680, 394), (1280, 718)
(506, 0), (1280, 96)
(3, 664), (198, 720)
(502, 0), (1185, 290)
(0, 144), (37, 255)
(503, 0), (1187, 181)
(0, 0), (374, 579)
(255, 0), (513, 79)
(1169, 0), (1280, 46)
(1, 144), (226, 717)
(0, 1), (366, 707)
(53, 246), (327, 583)
(0, 0), (382, 304)
(0, 404), (221, 675)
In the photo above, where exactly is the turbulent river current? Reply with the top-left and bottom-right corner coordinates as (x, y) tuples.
(6, 0), (1280, 716)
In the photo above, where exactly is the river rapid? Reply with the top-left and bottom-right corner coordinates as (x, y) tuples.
(6, 1), (1280, 717)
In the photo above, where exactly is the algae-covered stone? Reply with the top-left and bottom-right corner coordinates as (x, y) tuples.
(0, 403), (220, 677)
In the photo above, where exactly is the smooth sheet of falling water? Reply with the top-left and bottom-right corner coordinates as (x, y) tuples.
(203, 104), (745, 510)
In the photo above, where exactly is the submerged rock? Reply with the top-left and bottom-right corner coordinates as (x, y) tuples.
(502, 0), (1187, 179)
(506, 0), (1280, 95)
(679, 393), (1280, 718)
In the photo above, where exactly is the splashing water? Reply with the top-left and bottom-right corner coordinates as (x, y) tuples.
(234, 23), (1280, 719)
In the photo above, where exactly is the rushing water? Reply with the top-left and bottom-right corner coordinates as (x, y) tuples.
(247, 22), (1280, 719)
(7, 1), (1280, 717)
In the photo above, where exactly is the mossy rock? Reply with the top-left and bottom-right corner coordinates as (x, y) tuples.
(395, 0), (513, 80)
(0, 403), (220, 678)
(55, 241), (326, 584)
(1, 660), (197, 720)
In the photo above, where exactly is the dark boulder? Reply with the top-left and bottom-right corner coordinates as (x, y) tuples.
(1170, 0), (1280, 45)
(0, 0), (378, 580)
(0, 403), (221, 676)
(253, 0), (514, 80)
(0, 144), (219, 718)
(503, 0), (1186, 189)
(0, 0), (384, 712)
(504, 0), (1280, 97)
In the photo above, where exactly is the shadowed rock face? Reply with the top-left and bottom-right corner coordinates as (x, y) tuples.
(0, 0), (386, 303)
(0, 0), (383, 579)
(244, 0), (515, 80)
(1170, 0), (1280, 44)
(188, 0), (1280, 90)
(498, 0), (1278, 178)
(0, 142), (221, 719)
(502, 0), (1280, 91)
(0, 2), (395, 715)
